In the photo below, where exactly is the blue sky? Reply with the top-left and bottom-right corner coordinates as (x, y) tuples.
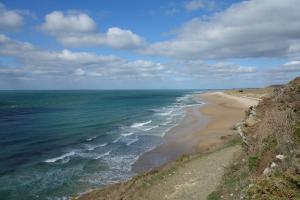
(0, 0), (299, 89)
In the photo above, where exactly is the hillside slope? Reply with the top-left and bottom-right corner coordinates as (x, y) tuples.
(210, 77), (300, 199)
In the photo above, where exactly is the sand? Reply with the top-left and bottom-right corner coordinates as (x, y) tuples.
(133, 91), (258, 172)
(75, 92), (259, 200)
(133, 104), (210, 172)
(192, 92), (258, 152)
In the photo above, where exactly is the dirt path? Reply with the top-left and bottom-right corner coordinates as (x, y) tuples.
(137, 145), (241, 200)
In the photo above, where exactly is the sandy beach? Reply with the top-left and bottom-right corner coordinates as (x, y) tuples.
(76, 91), (258, 200)
(133, 91), (258, 172)
(192, 92), (258, 152)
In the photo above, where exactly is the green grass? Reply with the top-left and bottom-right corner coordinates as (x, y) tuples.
(207, 192), (221, 200)
(294, 122), (300, 141)
(248, 155), (260, 172)
(262, 134), (278, 152)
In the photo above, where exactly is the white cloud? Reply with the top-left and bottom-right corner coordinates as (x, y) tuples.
(174, 60), (256, 78)
(0, 34), (166, 80)
(143, 0), (300, 60)
(41, 11), (97, 34)
(105, 27), (145, 49)
(0, 3), (24, 30)
(284, 61), (300, 67)
(184, 0), (204, 11)
(41, 11), (145, 49)
(74, 68), (85, 76)
(1, 34), (298, 88)
(275, 60), (300, 73)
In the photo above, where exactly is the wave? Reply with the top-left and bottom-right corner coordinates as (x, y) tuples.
(44, 151), (76, 163)
(121, 132), (134, 137)
(156, 110), (173, 116)
(96, 151), (111, 159)
(141, 125), (159, 131)
(86, 136), (97, 141)
(160, 120), (172, 126)
(86, 143), (107, 151)
(126, 137), (139, 146)
(130, 120), (152, 128)
(182, 102), (203, 108)
(113, 137), (121, 143)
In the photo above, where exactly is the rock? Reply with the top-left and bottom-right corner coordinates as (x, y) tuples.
(263, 167), (271, 175)
(275, 154), (286, 160)
(270, 162), (277, 168)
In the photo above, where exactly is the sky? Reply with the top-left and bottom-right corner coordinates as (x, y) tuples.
(0, 0), (299, 89)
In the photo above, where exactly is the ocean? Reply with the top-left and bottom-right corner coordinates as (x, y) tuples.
(0, 90), (204, 200)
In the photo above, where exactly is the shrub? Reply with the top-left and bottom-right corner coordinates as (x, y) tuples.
(262, 134), (278, 152)
(294, 122), (300, 141)
(248, 156), (260, 172)
(207, 192), (221, 200)
(247, 173), (300, 200)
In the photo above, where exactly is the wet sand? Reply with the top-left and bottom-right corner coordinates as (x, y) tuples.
(133, 92), (257, 173)
(133, 104), (210, 172)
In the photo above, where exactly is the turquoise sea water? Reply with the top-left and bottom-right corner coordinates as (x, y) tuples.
(0, 90), (204, 200)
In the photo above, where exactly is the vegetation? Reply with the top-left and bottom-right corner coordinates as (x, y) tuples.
(208, 77), (300, 200)
(225, 87), (274, 99)
(248, 156), (260, 172)
(207, 192), (221, 200)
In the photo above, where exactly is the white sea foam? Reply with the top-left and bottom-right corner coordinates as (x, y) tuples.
(126, 137), (139, 146)
(157, 110), (173, 116)
(141, 125), (159, 131)
(86, 143), (107, 151)
(121, 132), (134, 137)
(113, 137), (121, 143)
(96, 151), (111, 159)
(130, 120), (152, 128)
(86, 136), (97, 141)
(102, 153), (140, 172)
(160, 120), (172, 126)
(44, 151), (76, 163)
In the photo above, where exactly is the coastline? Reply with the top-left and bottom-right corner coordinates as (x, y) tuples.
(133, 91), (257, 173)
(75, 91), (258, 199)
(132, 102), (210, 173)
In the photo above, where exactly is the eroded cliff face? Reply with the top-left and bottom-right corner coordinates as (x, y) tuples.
(209, 77), (300, 200)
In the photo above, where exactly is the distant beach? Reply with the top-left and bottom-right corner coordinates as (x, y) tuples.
(133, 91), (256, 173)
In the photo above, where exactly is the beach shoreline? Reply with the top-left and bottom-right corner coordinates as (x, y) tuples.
(132, 91), (258, 173)
(132, 99), (210, 173)
(76, 91), (259, 200)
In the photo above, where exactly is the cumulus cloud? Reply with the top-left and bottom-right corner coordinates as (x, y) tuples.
(0, 3), (24, 30)
(0, 34), (166, 80)
(40, 11), (145, 49)
(41, 11), (97, 34)
(143, 0), (300, 60)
